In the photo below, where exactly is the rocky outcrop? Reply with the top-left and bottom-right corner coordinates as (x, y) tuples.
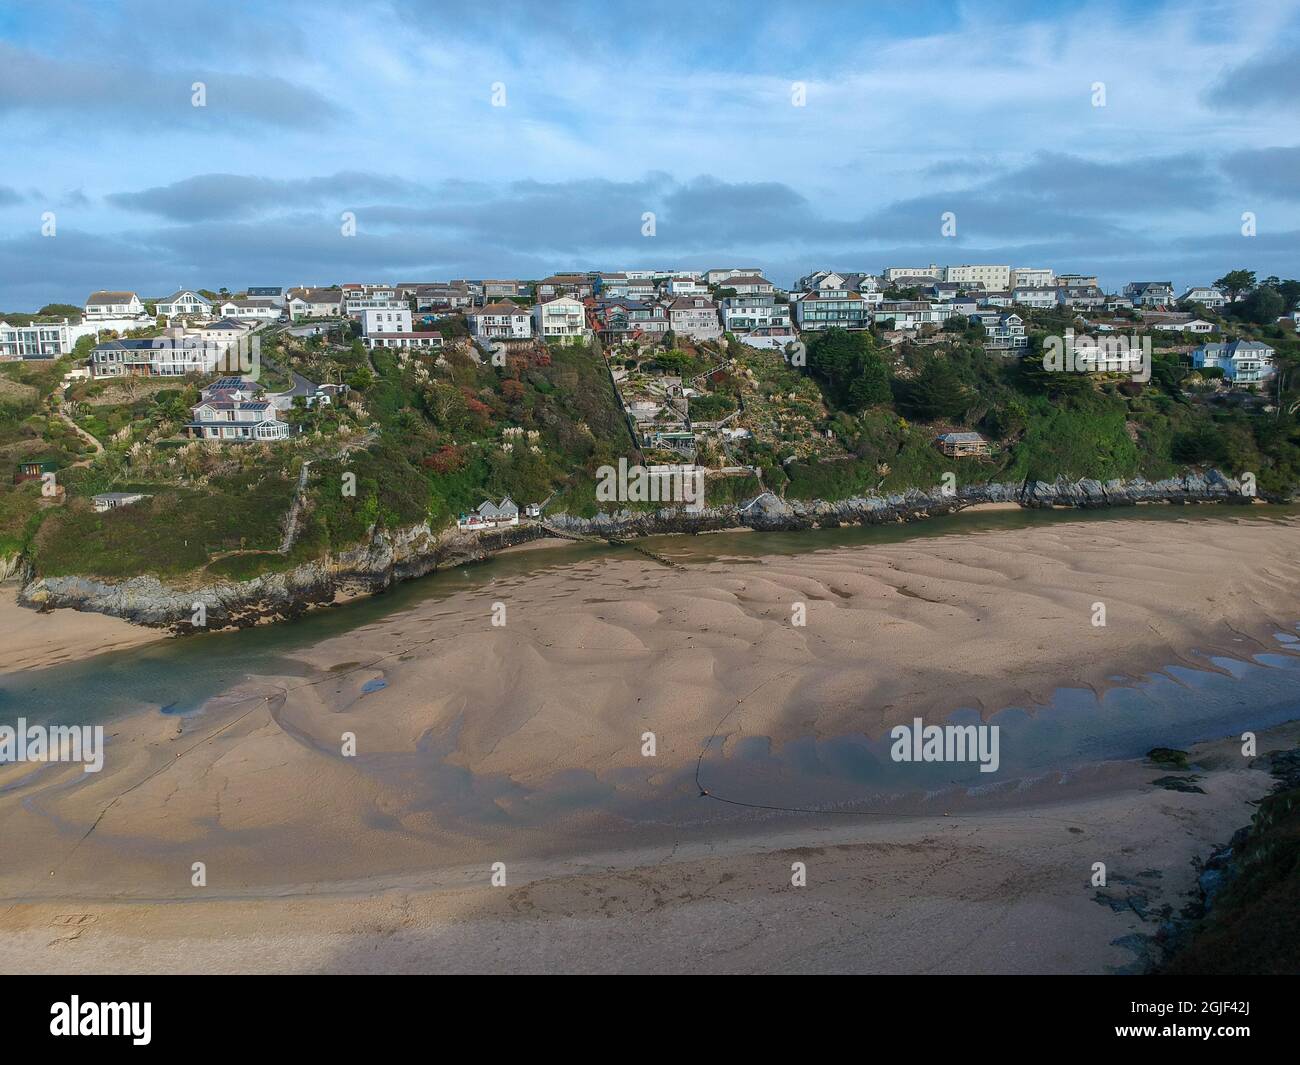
(19, 522), (546, 631)
(14, 469), (1265, 631)
(545, 469), (1256, 538)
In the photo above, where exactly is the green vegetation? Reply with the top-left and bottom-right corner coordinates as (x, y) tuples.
(1, 267), (1297, 586)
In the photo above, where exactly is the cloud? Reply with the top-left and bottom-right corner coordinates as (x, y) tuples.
(1221, 147), (1300, 202)
(106, 173), (428, 221)
(1204, 47), (1300, 110)
(0, 42), (342, 129)
(0, 187), (23, 207)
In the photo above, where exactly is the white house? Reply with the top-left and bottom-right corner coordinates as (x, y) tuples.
(155, 290), (213, 320)
(218, 298), (282, 321)
(1192, 339), (1276, 385)
(360, 305), (411, 336)
(466, 302), (533, 340)
(0, 319), (74, 359)
(532, 295), (586, 341)
(1152, 318), (1216, 334)
(84, 291), (146, 320)
(286, 288), (344, 320)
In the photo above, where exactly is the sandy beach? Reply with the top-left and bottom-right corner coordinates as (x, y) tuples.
(0, 586), (167, 672)
(2, 511), (1299, 972)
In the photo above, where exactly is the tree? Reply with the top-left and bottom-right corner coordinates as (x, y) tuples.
(1214, 269), (1256, 303)
(896, 357), (973, 422)
(1239, 285), (1284, 325)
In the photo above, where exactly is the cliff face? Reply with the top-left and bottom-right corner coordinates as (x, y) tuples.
(16, 470), (1258, 631)
(18, 522), (546, 631)
(545, 470), (1254, 536)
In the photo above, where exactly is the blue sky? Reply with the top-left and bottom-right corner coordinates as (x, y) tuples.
(1, 0), (1298, 308)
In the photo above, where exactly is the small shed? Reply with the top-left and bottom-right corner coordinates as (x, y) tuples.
(935, 431), (991, 457)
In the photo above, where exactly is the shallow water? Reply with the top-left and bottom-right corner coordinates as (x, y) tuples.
(3, 503), (1298, 828)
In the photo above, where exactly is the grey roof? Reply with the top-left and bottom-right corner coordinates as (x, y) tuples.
(85, 291), (139, 304)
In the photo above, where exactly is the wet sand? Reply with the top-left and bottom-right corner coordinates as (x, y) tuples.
(2, 513), (1299, 972)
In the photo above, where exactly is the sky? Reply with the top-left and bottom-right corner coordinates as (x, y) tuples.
(0, 0), (1298, 309)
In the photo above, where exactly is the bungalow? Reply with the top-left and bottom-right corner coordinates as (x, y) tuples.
(155, 290), (213, 320)
(1152, 318), (1216, 334)
(218, 298), (282, 321)
(92, 491), (148, 513)
(533, 295), (587, 341)
(458, 497), (520, 528)
(0, 319), (73, 359)
(84, 291), (146, 320)
(286, 288), (344, 320)
(1179, 286), (1227, 309)
(466, 302), (533, 340)
(668, 296), (722, 340)
(935, 431), (991, 457)
(1192, 339), (1276, 385)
